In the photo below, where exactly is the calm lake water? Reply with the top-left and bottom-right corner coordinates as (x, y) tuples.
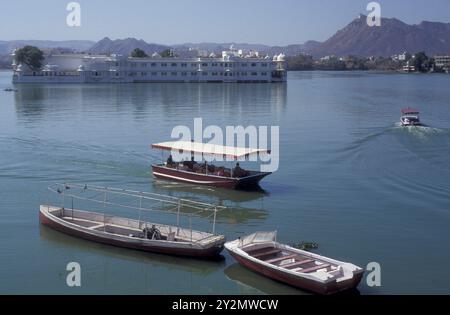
(0, 70), (449, 294)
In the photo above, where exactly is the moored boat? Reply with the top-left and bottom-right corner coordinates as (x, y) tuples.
(400, 108), (422, 126)
(151, 141), (272, 190)
(40, 183), (226, 258)
(225, 232), (364, 295)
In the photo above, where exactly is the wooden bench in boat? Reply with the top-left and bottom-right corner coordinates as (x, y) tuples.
(281, 259), (314, 269)
(252, 249), (282, 259)
(265, 254), (298, 264)
(299, 264), (331, 273)
(244, 246), (273, 255)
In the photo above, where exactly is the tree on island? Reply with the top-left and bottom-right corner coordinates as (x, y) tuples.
(131, 48), (148, 58)
(410, 52), (434, 72)
(160, 48), (176, 58)
(15, 46), (44, 70)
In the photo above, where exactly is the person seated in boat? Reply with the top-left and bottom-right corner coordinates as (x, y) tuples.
(233, 163), (248, 178)
(143, 224), (162, 240)
(183, 156), (197, 171)
(208, 164), (216, 173)
(216, 167), (225, 177)
(166, 155), (176, 168)
(196, 161), (207, 174)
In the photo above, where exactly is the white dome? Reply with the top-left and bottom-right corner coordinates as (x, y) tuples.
(277, 53), (285, 61)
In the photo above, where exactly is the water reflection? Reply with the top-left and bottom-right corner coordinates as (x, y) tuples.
(40, 225), (225, 273)
(151, 180), (269, 224)
(14, 83), (287, 121)
(224, 263), (304, 295)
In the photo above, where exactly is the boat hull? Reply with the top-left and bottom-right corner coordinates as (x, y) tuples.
(39, 208), (224, 258)
(228, 251), (362, 295)
(152, 165), (270, 189)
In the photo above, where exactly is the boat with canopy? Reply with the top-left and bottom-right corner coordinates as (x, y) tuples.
(400, 108), (422, 126)
(151, 141), (272, 189)
(39, 183), (226, 257)
(225, 232), (364, 295)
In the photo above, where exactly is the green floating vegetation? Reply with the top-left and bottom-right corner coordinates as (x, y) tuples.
(292, 242), (319, 251)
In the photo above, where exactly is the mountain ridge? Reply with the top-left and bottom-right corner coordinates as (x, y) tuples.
(1, 16), (450, 59)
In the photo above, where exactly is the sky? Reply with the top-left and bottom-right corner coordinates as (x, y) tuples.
(1, 0), (450, 45)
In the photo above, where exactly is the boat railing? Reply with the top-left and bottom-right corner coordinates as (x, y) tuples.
(47, 183), (226, 236)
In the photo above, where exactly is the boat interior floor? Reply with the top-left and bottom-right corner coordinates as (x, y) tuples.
(243, 246), (336, 274)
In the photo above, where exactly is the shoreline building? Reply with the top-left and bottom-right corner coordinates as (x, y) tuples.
(11, 47), (287, 83)
(434, 55), (450, 73)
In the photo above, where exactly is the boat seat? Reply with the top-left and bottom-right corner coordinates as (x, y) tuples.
(167, 232), (176, 242)
(281, 259), (314, 269)
(265, 254), (298, 264)
(300, 264), (331, 273)
(253, 249), (282, 258)
(244, 246), (273, 254)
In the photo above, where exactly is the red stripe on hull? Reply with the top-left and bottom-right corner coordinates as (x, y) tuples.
(39, 212), (223, 258)
(152, 165), (239, 188)
(229, 251), (363, 295)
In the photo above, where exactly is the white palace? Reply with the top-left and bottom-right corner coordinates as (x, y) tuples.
(12, 46), (287, 83)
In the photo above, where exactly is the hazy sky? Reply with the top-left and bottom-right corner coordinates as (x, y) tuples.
(1, 0), (450, 45)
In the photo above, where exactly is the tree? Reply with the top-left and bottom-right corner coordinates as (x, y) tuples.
(15, 46), (44, 70)
(410, 52), (429, 72)
(131, 48), (148, 58)
(160, 49), (174, 58)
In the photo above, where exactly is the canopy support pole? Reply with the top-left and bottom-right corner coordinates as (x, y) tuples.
(138, 196), (142, 229)
(212, 207), (217, 234)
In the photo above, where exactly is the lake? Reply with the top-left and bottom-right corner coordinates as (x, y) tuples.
(0, 70), (449, 294)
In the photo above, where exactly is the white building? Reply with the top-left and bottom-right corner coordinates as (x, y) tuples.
(434, 55), (450, 72)
(11, 47), (287, 83)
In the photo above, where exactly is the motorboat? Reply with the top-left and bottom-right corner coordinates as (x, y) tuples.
(400, 108), (422, 126)
(225, 232), (364, 295)
(151, 141), (272, 190)
(40, 183), (226, 258)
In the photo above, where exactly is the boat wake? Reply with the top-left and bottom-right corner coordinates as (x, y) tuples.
(330, 124), (450, 205)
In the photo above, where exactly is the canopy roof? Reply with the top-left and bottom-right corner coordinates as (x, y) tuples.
(152, 141), (271, 159)
(402, 108), (420, 115)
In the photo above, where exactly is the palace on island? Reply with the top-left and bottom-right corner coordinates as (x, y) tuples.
(12, 46), (287, 83)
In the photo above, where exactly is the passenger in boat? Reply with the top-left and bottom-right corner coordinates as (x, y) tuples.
(233, 163), (248, 178)
(184, 156), (197, 171)
(166, 155), (176, 168)
(143, 225), (162, 240)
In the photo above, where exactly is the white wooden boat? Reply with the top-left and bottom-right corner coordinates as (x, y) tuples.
(225, 232), (364, 294)
(40, 183), (226, 257)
